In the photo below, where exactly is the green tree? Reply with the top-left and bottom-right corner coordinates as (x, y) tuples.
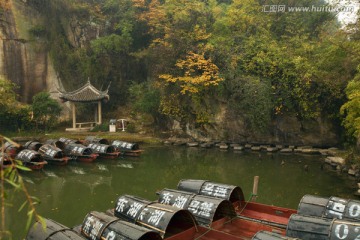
(32, 92), (62, 132)
(341, 66), (360, 139)
(128, 82), (161, 123)
(0, 78), (32, 133)
(228, 76), (273, 132)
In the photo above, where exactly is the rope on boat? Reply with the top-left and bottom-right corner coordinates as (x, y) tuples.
(224, 192), (256, 224)
(194, 192), (256, 240)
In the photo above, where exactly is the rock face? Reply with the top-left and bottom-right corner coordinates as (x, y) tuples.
(0, 1), (59, 102)
(0, 1), (102, 104)
(178, 104), (340, 147)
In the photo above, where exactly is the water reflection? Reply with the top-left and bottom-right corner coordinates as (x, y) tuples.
(4, 146), (359, 240)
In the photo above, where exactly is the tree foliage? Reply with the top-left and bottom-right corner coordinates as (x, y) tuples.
(160, 52), (223, 94)
(26, 0), (360, 135)
(341, 66), (360, 138)
(0, 78), (32, 133)
(31, 92), (62, 132)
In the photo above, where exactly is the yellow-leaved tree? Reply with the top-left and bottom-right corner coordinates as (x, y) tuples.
(159, 51), (223, 124)
(159, 51), (223, 94)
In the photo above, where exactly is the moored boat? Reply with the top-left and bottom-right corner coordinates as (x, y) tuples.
(38, 144), (69, 165)
(177, 179), (296, 231)
(63, 143), (98, 163)
(15, 149), (47, 170)
(111, 140), (143, 157)
(87, 143), (120, 159)
(25, 178), (360, 240)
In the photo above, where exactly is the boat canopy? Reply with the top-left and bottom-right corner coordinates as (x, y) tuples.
(158, 188), (236, 226)
(64, 144), (93, 156)
(88, 143), (116, 154)
(84, 136), (109, 145)
(39, 144), (65, 159)
(26, 218), (84, 240)
(177, 179), (245, 203)
(59, 137), (81, 145)
(114, 195), (197, 238)
(298, 195), (360, 221)
(112, 140), (139, 151)
(45, 139), (66, 150)
(81, 211), (162, 240)
(24, 141), (43, 151)
(16, 149), (42, 163)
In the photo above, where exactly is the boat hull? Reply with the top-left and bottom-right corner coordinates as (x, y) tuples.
(74, 153), (98, 163)
(25, 162), (47, 170)
(45, 157), (69, 166)
(236, 201), (296, 228)
(166, 217), (287, 240)
(121, 150), (143, 157)
(98, 152), (121, 159)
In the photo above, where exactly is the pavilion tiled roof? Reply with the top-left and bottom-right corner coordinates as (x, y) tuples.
(59, 81), (110, 102)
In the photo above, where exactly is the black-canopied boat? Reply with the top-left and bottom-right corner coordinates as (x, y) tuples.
(38, 144), (69, 166)
(111, 140), (143, 157)
(26, 178), (360, 240)
(87, 143), (120, 159)
(63, 144), (98, 163)
(15, 149), (47, 170)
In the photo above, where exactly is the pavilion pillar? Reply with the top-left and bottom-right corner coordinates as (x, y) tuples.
(72, 102), (76, 129)
(98, 101), (102, 125)
(94, 105), (98, 123)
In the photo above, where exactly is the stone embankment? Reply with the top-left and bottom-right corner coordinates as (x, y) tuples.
(164, 138), (360, 195)
(164, 139), (339, 156)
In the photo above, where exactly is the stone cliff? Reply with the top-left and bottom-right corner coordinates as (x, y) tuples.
(0, 0), (60, 102)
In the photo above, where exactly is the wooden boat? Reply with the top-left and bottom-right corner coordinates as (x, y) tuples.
(87, 143), (120, 159)
(27, 179), (360, 240)
(111, 140), (144, 157)
(108, 193), (296, 240)
(176, 179), (296, 231)
(63, 143), (98, 163)
(15, 149), (47, 170)
(38, 144), (69, 166)
(26, 177), (299, 240)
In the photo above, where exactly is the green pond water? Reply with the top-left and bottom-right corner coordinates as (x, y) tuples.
(4, 145), (359, 239)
